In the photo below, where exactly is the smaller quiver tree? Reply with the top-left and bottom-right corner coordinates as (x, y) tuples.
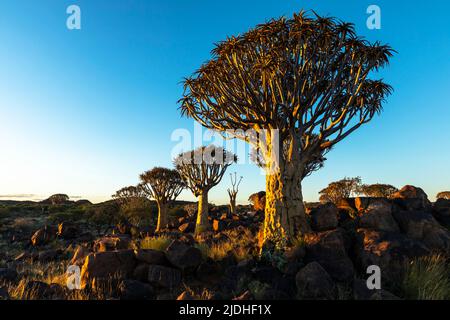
(174, 145), (237, 235)
(139, 167), (185, 232)
(227, 172), (243, 215)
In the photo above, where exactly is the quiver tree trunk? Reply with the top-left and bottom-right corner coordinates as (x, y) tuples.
(156, 202), (169, 232)
(262, 141), (311, 247)
(195, 191), (210, 235)
(229, 195), (236, 215)
(263, 163), (310, 246)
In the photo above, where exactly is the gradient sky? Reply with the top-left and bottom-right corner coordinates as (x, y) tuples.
(0, 0), (449, 204)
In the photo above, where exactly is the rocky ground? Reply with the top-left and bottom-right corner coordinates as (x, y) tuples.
(0, 185), (449, 300)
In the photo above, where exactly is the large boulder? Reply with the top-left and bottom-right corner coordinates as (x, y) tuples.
(295, 262), (336, 300)
(80, 250), (136, 289)
(178, 222), (195, 233)
(37, 249), (60, 262)
(393, 210), (450, 252)
(31, 226), (56, 246)
(391, 185), (432, 211)
(147, 265), (182, 289)
(165, 240), (202, 270)
(304, 229), (354, 282)
(70, 245), (91, 266)
(356, 198), (399, 232)
(433, 199), (450, 227)
(135, 249), (167, 265)
(354, 228), (430, 284)
(0, 268), (18, 282)
(119, 280), (154, 300)
(93, 235), (132, 252)
(57, 222), (79, 239)
(310, 203), (339, 231)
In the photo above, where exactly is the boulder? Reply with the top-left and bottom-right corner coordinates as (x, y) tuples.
(357, 198), (399, 232)
(93, 234), (132, 252)
(80, 250), (136, 289)
(355, 197), (388, 212)
(178, 222), (194, 233)
(393, 210), (450, 252)
(295, 262), (336, 300)
(22, 281), (53, 299)
(353, 278), (401, 300)
(433, 199), (450, 227)
(0, 287), (9, 300)
(31, 226), (56, 246)
(147, 265), (181, 288)
(133, 263), (150, 282)
(391, 185), (432, 211)
(212, 219), (225, 232)
(119, 280), (154, 300)
(195, 259), (223, 284)
(70, 245), (91, 266)
(135, 249), (167, 265)
(304, 229), (354, 282)
(37, 249), (60, 262)
(57, 222), (78, 239)
(354, 228), (430, 284)
(0, 268), (18, 282)
(310, 203), (339, 231)
(165, 240), (202, 270)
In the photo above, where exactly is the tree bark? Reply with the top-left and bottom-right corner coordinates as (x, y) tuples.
(262, 133), (311, 247)
(156, 202), (168, 232)
(229, 195), (236, 215)
(195, 191), (210, 235)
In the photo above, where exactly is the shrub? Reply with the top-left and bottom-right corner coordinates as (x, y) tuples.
(402, 255), (450, 300)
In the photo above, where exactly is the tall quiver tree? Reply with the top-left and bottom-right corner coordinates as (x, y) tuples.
(227, 172), (243, 215)
(174, 145), (237, 235)
(179, 11), (394, 245)
(139, 168), (185, 232)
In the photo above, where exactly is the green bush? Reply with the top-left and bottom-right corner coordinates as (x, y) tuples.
(402, 254), (450, 300)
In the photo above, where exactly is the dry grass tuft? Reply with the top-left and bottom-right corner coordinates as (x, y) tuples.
(402, 254), (450, 300)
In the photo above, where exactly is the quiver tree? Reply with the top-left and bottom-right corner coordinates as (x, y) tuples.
(174, 145), (237, 235)
(112, 186), (144, 205)
(359, 183), (398, 198)
(227, 172), (243, 215)
(139, 168), (185, 232)
(179, 11), (394, 245)
(319, 177), (362, 204)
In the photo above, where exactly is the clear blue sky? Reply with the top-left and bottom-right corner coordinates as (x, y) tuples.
(0, 0), (449, 204)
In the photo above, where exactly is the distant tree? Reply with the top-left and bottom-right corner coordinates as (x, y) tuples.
(46, 194), (70, 205)
(248, 191), (266, 212)
(139, 167), (185, 232)
(319, 177), (362, 204)
(112, 186), (144, 205)
(174, 145), (237, 235)
(436, 191), (450, 200)
(180, 11), (394, 244)
(359, 183), (398, 198)
(227, 172), (243, 215)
